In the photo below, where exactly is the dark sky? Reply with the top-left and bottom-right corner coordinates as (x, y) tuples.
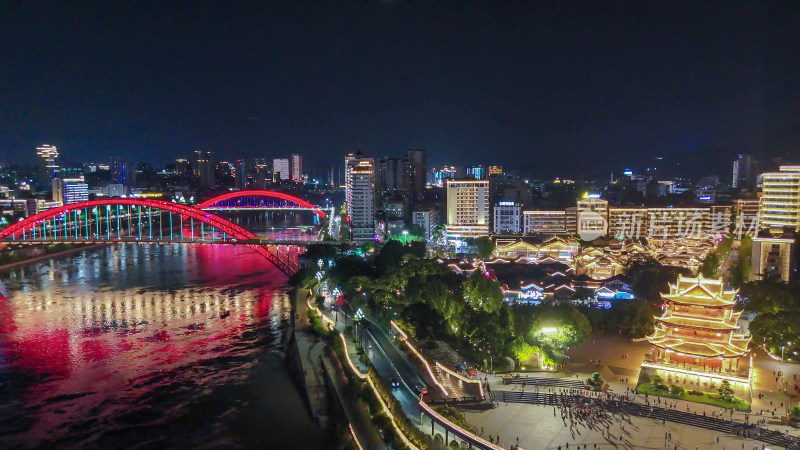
(1, 1), (799, 173)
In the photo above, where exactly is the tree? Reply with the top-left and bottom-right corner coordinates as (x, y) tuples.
(473, 236), (495, 259)
(699, 250), (720, 278)
(731, 236), (752, 286)
(718, 380), (734, 401)
(462, 272), (503, 313)
(650, 374), (664, 386)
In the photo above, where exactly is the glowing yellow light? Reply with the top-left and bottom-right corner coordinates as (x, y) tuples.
(391, 321), (448, 396)
(435, 361), (484, 399)
(349, 424), (365, 450)
(367, 375), (420, 450)
(419, 400), (504, 449)
(339, 332), (366, 380)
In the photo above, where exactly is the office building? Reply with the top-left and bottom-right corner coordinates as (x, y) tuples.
(466, 165), (487, 180)
(523, 210), (567, 234)
(733, 199), (760, 234)
(412, 209), (440, 240)
(732, 154), (758, 191)
(445, 179), (490, 242)
(757, 165), (800, 232)
(488, 165), (503, 177)
(405, 148), (427, 199)
(432, 166), (458, 187)
(36, 144), (59, 187)
(52, 177), (89, 205)
(751, 165), (800, 282)
(194, 151), (215, 187)
(272, 158), (290, 181)
(111, 156), (134, 187)
(291, 154), (302, 182)
(347, 160), (376, 243)
(376, 157), (404, 193)
(493, 201), (522, 233)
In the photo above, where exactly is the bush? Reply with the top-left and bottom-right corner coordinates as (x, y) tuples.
(669, 385), (684, 396)
(689, 389), (703, 396)
(493, 356), (515, 373)
(650, 374), (663, 386)
(791, 406), (800, 421)
(587, 372), (604, 387)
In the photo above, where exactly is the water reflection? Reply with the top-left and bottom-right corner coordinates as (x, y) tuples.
(0, 244), (330, 448)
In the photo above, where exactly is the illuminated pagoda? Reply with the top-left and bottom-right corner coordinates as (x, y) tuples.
(645, 275), (751, 382)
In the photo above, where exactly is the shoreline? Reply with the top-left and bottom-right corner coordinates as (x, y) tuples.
(0, 244), (109, 272)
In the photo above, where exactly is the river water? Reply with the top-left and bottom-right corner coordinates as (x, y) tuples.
(0, 243), (331, 448)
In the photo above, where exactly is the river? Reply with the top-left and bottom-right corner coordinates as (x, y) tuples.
(0, 243), (332, 448)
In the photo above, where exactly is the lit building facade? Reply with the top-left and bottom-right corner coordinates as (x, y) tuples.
(644, 275), (750, 384)
(347, 160), (376, 243)
(412, 208), (439, 240)
(523, 210), (567, 234)
(465, 165), (487, 180)
(757, 165), (800, 232)
(432, 166), (457, 187)
(751, 166), (800, 282)
(52, 177), (89, 205)
(493, 201), (522, 233)
(445, 179), (489, 242)
(36, 144), (59, 187)
(493, 236), (579, 263)
(194, 150), (215, 187)
(272, 158), (290, 181)
(291, 154), (302, 181)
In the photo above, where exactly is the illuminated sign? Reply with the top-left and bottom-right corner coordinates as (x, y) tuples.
(498, 201), (516, 206)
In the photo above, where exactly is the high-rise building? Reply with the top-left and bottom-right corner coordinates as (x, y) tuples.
(175, 159), (192, 177)
(110, 156), (134, 187)
(751, 165), (800, 282)
(291, 154), (302, 181)
(445, 179), (490, 242)
(493, 201), (522, 233)
(432, 166), (457, 187)
(376, 157), (403, 194)
(732, 154), (758, 191)
(405, 148), (427, 199)
(757, 165), (800, 232)
(412, 208), (440, 240)
(347, 160), (376, 243)
(523, 210), (567, 234)
(272, 158), (290, 181)
(466, 165), (487, 180)
(36, 144), (59, 187)
(52, 177), (89, 205)
(194, 151), (215, 187)
(253, 158), (271, 188)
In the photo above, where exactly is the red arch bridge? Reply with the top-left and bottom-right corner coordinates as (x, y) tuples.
(0, 197), (330, 276)
(197, 190), (330, 218)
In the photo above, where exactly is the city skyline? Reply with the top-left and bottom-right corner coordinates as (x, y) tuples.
(2, 2), (800, 176)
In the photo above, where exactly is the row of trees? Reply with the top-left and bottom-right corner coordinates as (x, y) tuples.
(326, 240), (593, 368)
(740, 280), (800, 363)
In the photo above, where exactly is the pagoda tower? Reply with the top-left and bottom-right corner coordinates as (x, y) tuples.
(646, 275), (750, 375)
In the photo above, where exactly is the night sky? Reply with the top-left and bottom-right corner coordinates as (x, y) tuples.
(1, 1), (798, 173)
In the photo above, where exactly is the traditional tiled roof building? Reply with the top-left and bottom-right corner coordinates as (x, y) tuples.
(646, 275), (750, 378)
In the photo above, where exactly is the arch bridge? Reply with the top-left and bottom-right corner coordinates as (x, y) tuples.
(197, 190), (329, 218)
(0, 199), (312, 275)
